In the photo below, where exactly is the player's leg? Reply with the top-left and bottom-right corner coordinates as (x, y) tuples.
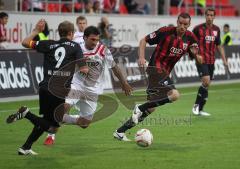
(193, 64), (211, 116)
(6, 105), (55, 132)
(18, 126), (44, 155)
(62, 95), (97, 128)
(43, 88), (79, 146)
(6, 88), (61, 155)
(114, 74), (178, 141)
(198, 64), (214, 115)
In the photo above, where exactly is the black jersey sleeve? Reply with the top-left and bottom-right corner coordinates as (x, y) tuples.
(35, 40), (50, 53)
(192, 26), (199, 38)
(145, 27), (167, 45)
(75, 44), (86, 67)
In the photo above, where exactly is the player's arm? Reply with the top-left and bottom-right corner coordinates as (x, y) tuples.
(138, 37), (147, 67)
(79, 59), (89, 74)
(217, 45), (228, 67)
(75, 45), (89, 74)
(22, 19), (45, 48)
(111, 65), (133, 96)
(189, 45), (203, 64)
(188, 32), (203, 64)
(138, 28), (163, 67)
(216, 28), (228, 67)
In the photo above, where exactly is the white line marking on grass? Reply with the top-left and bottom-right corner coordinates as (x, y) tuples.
(0, 107), (39, 113)
(0, 88), (239, 113)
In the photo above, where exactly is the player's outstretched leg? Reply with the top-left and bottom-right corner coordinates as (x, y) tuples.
(6, 106), (29, 123)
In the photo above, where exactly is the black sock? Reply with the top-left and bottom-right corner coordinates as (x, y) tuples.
(138, 110), (152, 123)
(138, 97), (170, 113)
(117, 118), (136, 133)
(199, 88), (208, 111)
(195, 85), (207, 105)
(25, 112), (52, 131)
(22, 126), (44, 150)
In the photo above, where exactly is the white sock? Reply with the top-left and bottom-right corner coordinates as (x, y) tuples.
(47, 133), (55, 139)
(63, 114), (80, 124)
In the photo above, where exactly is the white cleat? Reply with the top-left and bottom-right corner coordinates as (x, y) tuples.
(113, 131), (131, 141)
(199, 111), (211, 116)
(18, 147), (38, 155)
(192, 104), (200, 115)
(132, 104), (143, 124)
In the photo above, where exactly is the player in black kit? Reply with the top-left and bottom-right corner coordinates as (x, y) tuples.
(6, 19), (88, 155)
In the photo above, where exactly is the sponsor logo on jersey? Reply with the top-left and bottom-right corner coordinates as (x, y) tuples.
(213, 31), (218, 36)
(205, 36), (215, 42)
(149, 32), (156, 39)
(183, 43), (188, 50)
(170, 47), (183, 55)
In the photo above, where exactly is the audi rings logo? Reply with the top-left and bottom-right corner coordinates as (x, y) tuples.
(205, 36), (215, 42)
(170, 47), (183, 55)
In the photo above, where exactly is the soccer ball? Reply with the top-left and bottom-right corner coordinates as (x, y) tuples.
(135, 129), (153, 147)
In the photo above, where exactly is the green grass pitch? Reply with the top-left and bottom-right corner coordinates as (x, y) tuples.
(0, 83), (240, 169)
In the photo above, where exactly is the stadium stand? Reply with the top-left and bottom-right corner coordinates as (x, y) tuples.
(170, 0), (237, 16)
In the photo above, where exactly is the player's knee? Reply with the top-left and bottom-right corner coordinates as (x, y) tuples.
(48, 127), (59, 133)
(169, 89), (180, 102)
(76, 117), (91, 129)
(79, 124), (89, 129)
(202, 77), (210, 87)
(147, 108), (155, 113)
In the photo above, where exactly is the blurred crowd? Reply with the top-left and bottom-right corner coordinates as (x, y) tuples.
(17, 0), (151, 15)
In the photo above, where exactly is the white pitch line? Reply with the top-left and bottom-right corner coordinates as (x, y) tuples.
(0, 107), (39, 113)
(1, 88), (239, 114)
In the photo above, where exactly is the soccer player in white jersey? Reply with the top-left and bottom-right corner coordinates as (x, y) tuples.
(62, 26), (132, 128)
(73, 16), (87, 46)
(44, 16), (88, 145)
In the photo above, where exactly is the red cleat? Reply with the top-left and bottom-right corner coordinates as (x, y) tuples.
(44, 136), (55, 146)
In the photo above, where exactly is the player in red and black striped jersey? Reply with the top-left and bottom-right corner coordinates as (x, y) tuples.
(114, 13), (203, 140)
(6, 19), (88, 155)
(192, 8), (228, 116)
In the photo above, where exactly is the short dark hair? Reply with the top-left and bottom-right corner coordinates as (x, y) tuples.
(178, 12), (191, 21)
(205, 8), (216, 16)
(58, 21), (74, 38)
(0, 12), (8, 19)
(84, 26), (100, 37)
(76, 16), (87, 24)
(224, 24), (230, 29)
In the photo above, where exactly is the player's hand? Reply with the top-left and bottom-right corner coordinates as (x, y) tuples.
(34, 19), (46, 33)
(138, 58), (146, 67)
(79, 66), (89, 74)
(223, 61), (228, 67)
(122, 82), (133, 96)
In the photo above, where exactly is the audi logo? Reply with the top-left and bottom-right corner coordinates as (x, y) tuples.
(205, 36), (215, 41)
(170, 47), (183, 54)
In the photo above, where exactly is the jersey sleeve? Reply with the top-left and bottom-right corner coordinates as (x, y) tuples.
(188, 32), (199, 59)
(75, 44), (86, 67)
(189, 32), (199, 48)
(215, 28), (221, 46)
(145, 27), (167, 45)
(105, 48), (116, 68)
(35, 40), (50, 53)
(192, 26), (199, 38)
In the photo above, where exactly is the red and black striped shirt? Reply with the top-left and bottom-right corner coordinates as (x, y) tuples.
(145, 26), (198, 75)
(193, 23), (221, 64)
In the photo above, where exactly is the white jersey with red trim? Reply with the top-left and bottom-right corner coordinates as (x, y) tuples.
(71, 42), (116, 94)
(73, 31), (85, 46)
